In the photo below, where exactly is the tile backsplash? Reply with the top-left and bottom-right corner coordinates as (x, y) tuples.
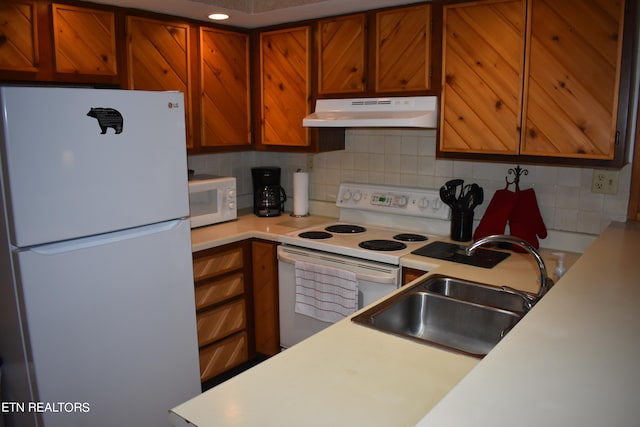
(188, 128), (632, 249)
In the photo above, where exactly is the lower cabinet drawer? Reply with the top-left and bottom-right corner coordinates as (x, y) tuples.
(196, 299), (246, 347)
(194, 272), (244, 310)
(199, 332), (249, 382)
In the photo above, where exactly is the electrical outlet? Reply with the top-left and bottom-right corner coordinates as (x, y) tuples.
(306, 154), (314, 172)
(591, 169), (619, 195)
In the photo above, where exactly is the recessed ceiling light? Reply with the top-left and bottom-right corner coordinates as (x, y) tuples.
(208, 13), (230, 21)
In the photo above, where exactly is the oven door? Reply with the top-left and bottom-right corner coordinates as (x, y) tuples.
(277, 245), (400, 349)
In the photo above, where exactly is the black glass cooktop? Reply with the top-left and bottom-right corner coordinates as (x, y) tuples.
(411, 241), (510, 269)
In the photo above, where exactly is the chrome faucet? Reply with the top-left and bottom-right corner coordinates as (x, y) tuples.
(465, 235), (554, 310)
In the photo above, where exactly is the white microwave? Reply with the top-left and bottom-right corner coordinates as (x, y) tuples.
(187, 175), (237, 228)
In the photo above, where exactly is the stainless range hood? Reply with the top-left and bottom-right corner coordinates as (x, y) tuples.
(302, 96), (438, 128)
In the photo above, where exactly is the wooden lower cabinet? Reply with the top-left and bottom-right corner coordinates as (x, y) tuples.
(193, 241), (254, 383)
(199, 332), (249, 382)
(251, 239), (280, 356)
(402, 267), (428, 285)
(192, 238), (282, 382)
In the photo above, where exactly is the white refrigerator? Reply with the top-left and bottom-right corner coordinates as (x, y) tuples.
(0, 86), (201, 427)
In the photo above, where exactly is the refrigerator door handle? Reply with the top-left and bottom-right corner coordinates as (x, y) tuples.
(24, 219), (185, 255)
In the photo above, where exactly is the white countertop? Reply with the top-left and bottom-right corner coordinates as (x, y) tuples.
(173, 214), (625, 427)
(416, 221), (640, 427)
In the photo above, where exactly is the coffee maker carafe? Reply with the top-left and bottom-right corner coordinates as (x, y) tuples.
(252, 167), (287, 217)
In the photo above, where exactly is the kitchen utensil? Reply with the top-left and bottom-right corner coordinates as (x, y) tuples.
(466, 184), (484, 211)
(440, 179), (464, 208)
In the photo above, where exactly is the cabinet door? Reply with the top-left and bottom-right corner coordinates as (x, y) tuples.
(520, 0), (625, 160)
(200, 27), (251, 149)
(126, 16), (194, 148)
(317, 14), (366, 94)
(440, 0), (525, 154)
(0, 0), (45, 75)
(251, 240), (279, 356)
(52, 4), (117, 77)
(375, 3), (432, 93)
(259, 26), (310, 147)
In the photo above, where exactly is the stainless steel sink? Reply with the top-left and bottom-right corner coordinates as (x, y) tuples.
(422, 274), (530, 314)
(352, 275), (526, 358)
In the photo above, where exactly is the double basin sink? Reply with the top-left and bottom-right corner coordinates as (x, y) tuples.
(352, 274), (531, 358)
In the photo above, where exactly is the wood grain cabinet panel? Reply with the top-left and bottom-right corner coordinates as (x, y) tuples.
(520, 0), (625, 159)
(251, 240), (279, 356)
(194, 272), (244, 311)
(192, 242), (253, 382)
(259, 26), (310, 148)
(200, 27), (251, 149)
(197, 299), (246, 347)
(440, 0), (627, 163)
(193, 246), (243, 281)
(126, 15), (194, 148)
(440, 0), (525, 155)
(199, 332), (248, 382)
(375, 3), (432, 93)
(0, 1), (40, 73)
(317, 13), (366, 94)
(52, 4), (117, 76)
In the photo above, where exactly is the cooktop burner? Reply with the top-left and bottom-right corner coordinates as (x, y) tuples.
(358, 239), (408, 251)
(393, 233), (428, 242)
(299, 231), (333, 239)
(325, 224), (366, 234)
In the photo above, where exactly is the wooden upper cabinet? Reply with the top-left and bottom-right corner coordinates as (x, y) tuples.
(440, 0), (627, 163)
(375, 3), (432, 93)
(126, 15), (194, 148)
(520, 0), (625, 160)
(317, 13), (366, 95)
(259, 26), (310, 148)
(199, 27), (251, 149)
(52, 3), (117, 77)
(440, 0), (525, 155)
(0, 0), (42, 74)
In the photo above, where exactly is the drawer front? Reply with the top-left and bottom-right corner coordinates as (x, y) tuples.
(199, 332), (249, 382)
(195, 272), (244, 310)
(197, 299), (246, 347)
(193, 247), (243, 281)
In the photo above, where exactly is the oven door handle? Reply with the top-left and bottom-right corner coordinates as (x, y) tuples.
(278, 250), (398, 284)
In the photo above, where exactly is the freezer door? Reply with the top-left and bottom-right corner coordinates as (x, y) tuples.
(12, 219), (200, 427)
(0, 86), (189, 247)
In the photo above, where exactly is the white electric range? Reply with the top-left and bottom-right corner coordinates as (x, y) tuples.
(277, 182), (451, 348)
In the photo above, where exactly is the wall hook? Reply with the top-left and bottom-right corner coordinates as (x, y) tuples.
(505, 165), (528, 191)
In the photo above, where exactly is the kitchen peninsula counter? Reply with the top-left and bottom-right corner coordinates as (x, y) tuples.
(173, 214), (616, 426)
(416, 221), (640, 426)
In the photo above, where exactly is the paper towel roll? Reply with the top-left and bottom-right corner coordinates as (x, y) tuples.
(292, 171), (309, 216)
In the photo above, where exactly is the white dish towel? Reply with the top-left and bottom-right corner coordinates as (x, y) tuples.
(294, 260), (358, 323)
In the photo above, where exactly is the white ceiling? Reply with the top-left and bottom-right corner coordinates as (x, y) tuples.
(91, 0), (422, 28)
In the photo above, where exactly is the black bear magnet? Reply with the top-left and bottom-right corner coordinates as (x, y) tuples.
(87, 108), (123, 134)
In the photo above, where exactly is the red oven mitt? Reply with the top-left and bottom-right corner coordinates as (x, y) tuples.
(473, 189), (517, 240)
(508, 188), (547, 250)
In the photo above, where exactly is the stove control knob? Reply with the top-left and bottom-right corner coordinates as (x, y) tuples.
(352, 191), (363, 202)
(431, 199), (442, 211)
(418, 197), (430, 209)
(342, 190), (353, 201)
(396, 196), (408, 207)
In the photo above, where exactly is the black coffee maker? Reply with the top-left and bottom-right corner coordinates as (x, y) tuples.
(252, 167), (287, 217)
